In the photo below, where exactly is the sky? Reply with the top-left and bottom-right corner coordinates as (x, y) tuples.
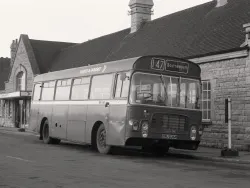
(0, 0), (211, 58)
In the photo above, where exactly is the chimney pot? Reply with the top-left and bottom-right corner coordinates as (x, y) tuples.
(216, 0), (228, 7)
(129, 0), (154, 33)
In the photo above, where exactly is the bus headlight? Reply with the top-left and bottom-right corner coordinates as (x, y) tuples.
(190, 126), (197, 140)
(141, 121), (149, 138)
(129, 119), (139, 131)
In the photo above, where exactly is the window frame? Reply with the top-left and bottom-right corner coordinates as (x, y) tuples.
(40, 80), (56, 101)
(201, 80), (212, 122)
(90, 73), (114, 100)
(32, 83), (42, 101)
(70, 76), (91, 101)
(54, 79), (72, 101)
(113, 71), (130, 99)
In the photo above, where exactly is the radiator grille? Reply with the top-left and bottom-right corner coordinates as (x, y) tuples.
(151, 114), (187, 132)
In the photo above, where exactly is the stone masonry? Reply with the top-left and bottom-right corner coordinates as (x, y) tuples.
(0, 37), (34, 127)
(200, 55), (250, 151)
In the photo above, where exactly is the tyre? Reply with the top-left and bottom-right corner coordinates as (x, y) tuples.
(96, 123), (112, 154)
(42, 120), (61, 145)
(42, 120), (52, 144)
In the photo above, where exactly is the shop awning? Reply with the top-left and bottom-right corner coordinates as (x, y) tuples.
(0, 91), (32, 99)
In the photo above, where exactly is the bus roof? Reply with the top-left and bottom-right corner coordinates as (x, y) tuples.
(34, 55), (200, 82)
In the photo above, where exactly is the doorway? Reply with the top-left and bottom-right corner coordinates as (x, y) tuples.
(15, 100), (26, 128)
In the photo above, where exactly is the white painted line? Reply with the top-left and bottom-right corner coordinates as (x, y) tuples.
(6, 156), (35, 163)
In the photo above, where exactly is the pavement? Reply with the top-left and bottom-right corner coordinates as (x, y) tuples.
(1, 125), (250, 166)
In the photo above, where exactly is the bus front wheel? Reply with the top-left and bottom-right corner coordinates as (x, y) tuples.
(96, 123), (112, 154)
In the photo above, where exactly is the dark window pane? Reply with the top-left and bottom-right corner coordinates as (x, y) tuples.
(208, 91), (211, 100)
(202, 91), (207, 100)
(208, 82), (211, 90)
(202, 82), (207, 90)
(208, 102), (211, 109)
(202, 101), (207, 110)
(202, 110), (207, 119)
(207, 110), (211, 119)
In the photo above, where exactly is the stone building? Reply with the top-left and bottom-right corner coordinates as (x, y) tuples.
(0, 0), (250, 150)
(0, 57), (11, 125)
(0, 36), (75, 128)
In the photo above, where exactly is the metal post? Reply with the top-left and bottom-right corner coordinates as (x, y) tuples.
(228, 96), (231, 149)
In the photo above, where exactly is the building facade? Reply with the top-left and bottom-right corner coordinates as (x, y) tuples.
(0, 35), (75, 128)
(0, 0), (250, 150)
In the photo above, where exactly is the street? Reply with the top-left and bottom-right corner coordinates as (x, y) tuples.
(0, 132), (249, 188)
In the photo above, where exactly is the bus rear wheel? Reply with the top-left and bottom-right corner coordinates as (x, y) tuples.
(42, 120), (61, 144)
(96, 123), (112, 154)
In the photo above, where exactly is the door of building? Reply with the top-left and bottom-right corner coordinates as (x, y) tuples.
(15, 100), (26, 128)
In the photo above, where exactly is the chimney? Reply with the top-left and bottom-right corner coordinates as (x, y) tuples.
(243, 23), (250, 47)
(129, 0), (154, 33)
(216, 0), (228, 7)
(10, 39), (18, 66)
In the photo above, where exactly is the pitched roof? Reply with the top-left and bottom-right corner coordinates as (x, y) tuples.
(49, 0), (250, 71)
(0, 58), (11, 91)
(29, 39), (76, 73)
(50, 29), (130, 71)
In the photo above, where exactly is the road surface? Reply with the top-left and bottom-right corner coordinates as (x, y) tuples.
(0, 131), (249, 188)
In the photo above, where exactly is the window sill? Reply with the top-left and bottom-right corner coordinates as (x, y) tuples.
(202, 120), (212, 126)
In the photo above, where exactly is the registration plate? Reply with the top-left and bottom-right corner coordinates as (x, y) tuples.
(162, 134), (177, 140)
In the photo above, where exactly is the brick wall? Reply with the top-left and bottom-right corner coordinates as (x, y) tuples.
(200, 56), (250, 150)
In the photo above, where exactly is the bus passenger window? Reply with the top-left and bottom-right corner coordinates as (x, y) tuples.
(115, 72), (130, 98)
(33, 83), (42, 101)
(71, 77), (90, 100)
(41, 81), (56, 101)
(55, 79), (71, 100)
(90, 74), (113, 100)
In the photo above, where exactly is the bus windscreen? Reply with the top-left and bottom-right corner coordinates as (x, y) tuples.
(129, 72), (201, 109)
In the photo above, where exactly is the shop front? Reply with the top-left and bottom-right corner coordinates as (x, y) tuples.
(0, 91), (31, 128)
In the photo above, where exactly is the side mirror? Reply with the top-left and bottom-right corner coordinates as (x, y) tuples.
(120, 72), (127, 81)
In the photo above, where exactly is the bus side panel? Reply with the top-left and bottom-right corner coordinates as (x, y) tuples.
(66, 104), (87, 143)
(51, 104), (68, 139)
(37, 103), (53, 134)
(107, 104), (127, 146)
(28, 102), (40, 133)
(85, 104), (108, 144)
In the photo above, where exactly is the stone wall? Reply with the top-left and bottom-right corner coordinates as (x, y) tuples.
(0, 37), (34, 128)
(4, 38), (34, 93)
(200, 56), (250, 150)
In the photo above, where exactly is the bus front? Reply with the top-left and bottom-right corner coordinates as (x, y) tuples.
(125, 56), (203, 152)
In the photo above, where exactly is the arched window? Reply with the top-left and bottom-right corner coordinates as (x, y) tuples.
(16, 71), (25, 91)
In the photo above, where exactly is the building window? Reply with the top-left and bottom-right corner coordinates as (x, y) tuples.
(202, 80), (211, 121)
(16, 71), (25, 91)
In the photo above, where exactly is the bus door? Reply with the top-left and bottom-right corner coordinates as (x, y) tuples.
(107, 72), (130, 146)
